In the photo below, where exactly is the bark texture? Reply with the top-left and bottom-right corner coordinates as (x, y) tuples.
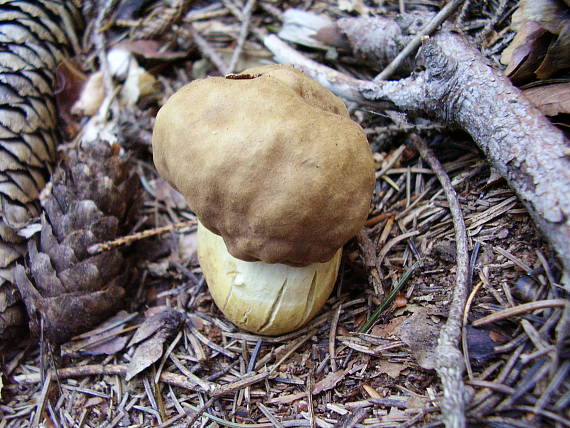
(0, 0), (81, 343)
(361, 32), (570, 281)
(15, 142), (142, 343)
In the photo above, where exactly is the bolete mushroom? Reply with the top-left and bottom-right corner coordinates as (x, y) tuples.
(153, 65), (374, 335)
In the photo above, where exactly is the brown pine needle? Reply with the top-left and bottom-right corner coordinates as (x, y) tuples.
(473, 299), (568, 327)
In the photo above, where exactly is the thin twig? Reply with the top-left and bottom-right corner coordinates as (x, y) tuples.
(307, 368), (316, 428)
(87, 220), (196, 254)
(257, 403), (284, 428)
(211, 371), (270, 397)
(413, 135), (469, 428)
(462, 280), (483, 380)
(226, 0), (257, 73)
(15, 364), (206, 392)
(263, 34), (373, 104)
(376, 230), (420, 268)
(329, 304), (342, 372)
(32, 371), (52, 427)
(269, 329), (316, 373)
(185, 397), (215, 428)
(374, 0), (464, 81)
(188, 22), (228, 74)
(472, 299), (568, 327)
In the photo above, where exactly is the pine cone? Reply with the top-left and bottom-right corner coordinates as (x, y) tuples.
(15, 142), (142, 344)
(0, 0), (81, 342)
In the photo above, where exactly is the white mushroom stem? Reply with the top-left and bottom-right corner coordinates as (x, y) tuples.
(197, 222), (342, 335)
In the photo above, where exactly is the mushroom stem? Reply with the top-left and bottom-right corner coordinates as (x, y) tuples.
(197, 222), (342, 335)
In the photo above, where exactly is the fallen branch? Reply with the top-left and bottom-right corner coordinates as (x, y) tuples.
(264, 26), (570, 285)
(14, 364), (203, 392)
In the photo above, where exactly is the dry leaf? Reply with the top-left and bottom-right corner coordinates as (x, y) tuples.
(108, 48), (132, 80)
(313, 368), (350, 394)
(129, 307), (183, 347)
(503, 21), (550, 83)
(63, 311), (135, 357)
(510, 0), (568, 33)
(524, 83), (570, 116)
(465, 326), (505, 365)
(277, 9), (332, 50)
(376, 360), (405, 378)
(125, 308), (184, 381)
(338, 0), (368, 15)
(313, 362), (365, 394)
(535, 21), (570, 78)
(121, 63), (159, 107)
(71, 71), (105, 117)
(503, 0), (570, 83)
(55, 58), (87, 138)
(371, 315), (406, 337)
(396, 307), (439, 370)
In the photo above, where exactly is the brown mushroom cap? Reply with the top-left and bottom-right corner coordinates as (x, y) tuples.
(153, 65), (374, 266)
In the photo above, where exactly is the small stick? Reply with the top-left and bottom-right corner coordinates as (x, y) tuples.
(15, 364), (205, 392)
(226, 0), (257, 74)
(188, 22), (228, 74)
(376, 230), (420, 267)
(329, 304), (342, 372)
(463, 280), (484, 380)
(374, 0), (464, 81)
(211, 371), (270, 397)
(364, 212), (394, 227)
(264, 34), (372, 104)
(247, 339), (263, 373)
(376, 144), (407, 178)
(184, 397), (215, 428)
(257, 403), (284, 428)
(32, 371), (52, 427)
(87, 220), (196, 254)
(472, 299), (568, 327)
(269, 329), (316, 373)
(465, 380), (515, 395)
(307, 368), (316, 428)
(413, 134), (469, 428)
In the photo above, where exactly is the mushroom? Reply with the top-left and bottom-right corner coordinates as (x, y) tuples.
(152, 65), (374, 335)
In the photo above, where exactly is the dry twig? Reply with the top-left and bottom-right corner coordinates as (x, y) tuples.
(226, 0), (257, 73)
(374, 0), (464, 80)
(188, 22), (228, 74)
(88, 220), (196, 254)
(413, 135), (470, 428)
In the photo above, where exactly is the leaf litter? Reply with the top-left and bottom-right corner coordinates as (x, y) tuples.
(1, 0), (569, 427)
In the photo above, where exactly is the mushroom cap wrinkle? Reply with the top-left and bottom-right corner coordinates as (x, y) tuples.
(153, 64), (375, 266)
(197, 221), (341, 335)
